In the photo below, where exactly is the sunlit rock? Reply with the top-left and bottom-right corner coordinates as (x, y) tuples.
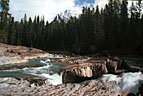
(62, 62), (108, 83)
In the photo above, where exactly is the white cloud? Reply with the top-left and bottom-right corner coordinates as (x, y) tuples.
(94, 0), (143, 11)
(10, 0), (139, 22)
(9, 0), (81, 22)
(94, 0), (109, 9)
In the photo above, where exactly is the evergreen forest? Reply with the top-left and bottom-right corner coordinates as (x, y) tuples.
(0, 0), (143, 55)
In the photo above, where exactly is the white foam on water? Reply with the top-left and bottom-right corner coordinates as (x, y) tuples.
(19, 57), (143, 91)
(22, 63), (52, 75)
(119, 72), (143, 93)
(40, 73), (62, 85)
(100, 74), (122, 84)
(40, 59), (51, 64)
(21, 61), (63, 85)
(101, 72), (143, 94)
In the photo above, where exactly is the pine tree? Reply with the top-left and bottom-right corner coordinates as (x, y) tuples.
(0, 0), (10, 43)
(39, 16), (45, 49)
(129, 1), (137, 50)
(27, 17), (33, 47)
(94, 6), (104, 46)
(15, 21), (21, 45)
(120, 0), (129, 49)
(22, 14), (28, 46)
(8, 17), (16, 45)
(104, 2), (114, 49)
(44, 21), (49, 50)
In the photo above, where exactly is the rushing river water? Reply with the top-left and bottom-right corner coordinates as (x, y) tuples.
(0, 55), (143, 94)
(0, 54), (68, 85)
(101, 72), (143, 94)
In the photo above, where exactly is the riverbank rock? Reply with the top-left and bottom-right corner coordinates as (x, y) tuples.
(62, 62), (108, 83)
(40, 80), (124, 96)
(58, 56), (143, 83)
(0, 77), (33, 95)
(0, 77), (125, 96)
(59, 57), (115, 83)
(0, 43), (50, 65)
(123, 60), (141, 72)
(0, 77), (49, 96)
(106, 57), (143, 73)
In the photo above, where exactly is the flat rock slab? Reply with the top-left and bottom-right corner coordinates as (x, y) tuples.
(0, 43), (50, 65)
(0, 77), (127, 96)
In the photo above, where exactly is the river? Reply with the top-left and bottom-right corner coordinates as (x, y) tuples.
(0, 55), (143, 94)
(0, 54), (69, 85)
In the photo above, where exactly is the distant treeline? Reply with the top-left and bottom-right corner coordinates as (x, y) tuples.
(0, 0), (143, 55)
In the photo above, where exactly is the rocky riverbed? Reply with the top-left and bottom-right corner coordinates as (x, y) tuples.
(0, 77), (129, 96)
(55, 56), (143, 95)
(0, 43), (50, 65)
(0, 43), (143, 96)
(0, 56), (142, 96)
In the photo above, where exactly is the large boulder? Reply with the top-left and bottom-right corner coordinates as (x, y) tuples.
(106, 57), (141, 74)
(61, 56), (143, 84)
(62, 62), (108, 84)
(106, 60), (118, 73)
(106, 57), (124, 73)
(123, 60), (141, 72)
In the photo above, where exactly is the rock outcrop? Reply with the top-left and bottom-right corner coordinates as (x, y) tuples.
(0, 77), (125, 96)
(60, 57), (117, 83)
(62, 62), (108, 83)
(43, 80), (124, 96)
(0, 43), (50, 65)
(58, 56), (143, 83)
(123, 60), (141, 72)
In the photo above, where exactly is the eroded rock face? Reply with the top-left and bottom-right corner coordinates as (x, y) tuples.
(106, 60), (118, 73)
(123, 60), (141, 72)
(0, 43), (50, 65)
(65, 63), (108, 77)
(106, 57), (123, 73)
(60, 57), (113, 84)
(43, 80), (124, 96)
(60, 56), (143, 84)
(0, 77), (34, 95)
(62, 62), (108, 84)
(0, 77), (126, 96)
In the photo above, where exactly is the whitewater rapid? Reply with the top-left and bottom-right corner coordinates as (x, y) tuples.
(18, 57), (143, 94)
(22, 62), (63, 85)
(21, 55), (66, 85)
(101, 72), (143, 94)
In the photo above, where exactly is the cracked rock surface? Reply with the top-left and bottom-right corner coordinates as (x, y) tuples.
(0, 77), (127, 96)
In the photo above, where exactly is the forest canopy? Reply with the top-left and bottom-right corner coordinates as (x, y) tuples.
(0, 0), (143, 55)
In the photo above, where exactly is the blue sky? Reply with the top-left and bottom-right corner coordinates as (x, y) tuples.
(1, 0), (139, 22)
(75, 0), (95, 7)
(9, 0), (110, 22)
(0, 0), (1, 9)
